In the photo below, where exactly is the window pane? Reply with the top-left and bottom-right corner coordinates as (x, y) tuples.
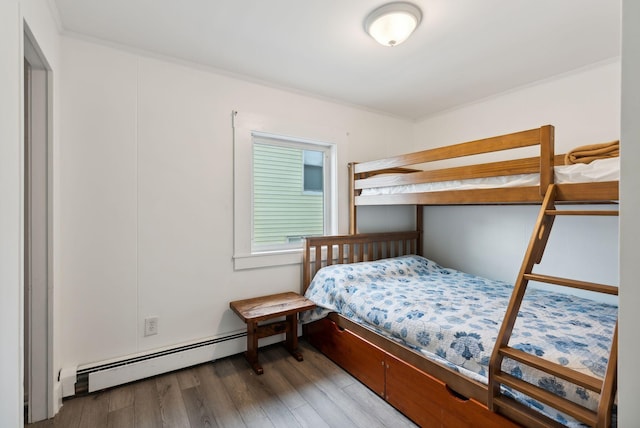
(303, 149), (323, 192)
(253, 142), (324, 248)
(304, 164), (323, 192)
(303, 150), (323, 166)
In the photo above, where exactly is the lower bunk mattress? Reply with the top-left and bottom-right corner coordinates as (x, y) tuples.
(301, 255), (617, 426)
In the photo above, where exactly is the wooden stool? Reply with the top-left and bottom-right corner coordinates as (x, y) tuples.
(229, 292), (316, 375)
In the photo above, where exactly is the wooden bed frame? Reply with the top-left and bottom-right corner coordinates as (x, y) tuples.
(348, 125), (619, 233)
(302, 229), (617, 427)
(302, 125), (619, 427)
(302, 232), (520, 427)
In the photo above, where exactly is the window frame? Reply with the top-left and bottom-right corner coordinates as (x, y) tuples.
(232, 111), (341, 271)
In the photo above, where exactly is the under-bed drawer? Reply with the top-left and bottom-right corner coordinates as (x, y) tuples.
(385, 354), (519, 428)
(305, 318), (520, 427)
(305, 317), (386, 397)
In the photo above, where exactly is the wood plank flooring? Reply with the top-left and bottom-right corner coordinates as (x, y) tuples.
(27, 340), (417, 428)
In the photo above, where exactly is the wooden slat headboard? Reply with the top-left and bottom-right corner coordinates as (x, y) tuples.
(302, 231), (422, 293)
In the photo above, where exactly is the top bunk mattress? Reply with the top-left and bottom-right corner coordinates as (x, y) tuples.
(302, 255), (618, 427)
(360, 157), (619, 196)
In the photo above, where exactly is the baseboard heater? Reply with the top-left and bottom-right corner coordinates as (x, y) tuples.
(64, 331), (248, 397)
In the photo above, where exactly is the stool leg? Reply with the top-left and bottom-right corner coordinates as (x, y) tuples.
(245, 321), (263, 375)
(285, 314), (303, 361)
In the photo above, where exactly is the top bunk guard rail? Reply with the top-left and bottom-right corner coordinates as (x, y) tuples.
(355, 157), (543, 190)
(353, 125), (554, 195)
(349, 125), (555, 232)
(353, 127), (551, 175)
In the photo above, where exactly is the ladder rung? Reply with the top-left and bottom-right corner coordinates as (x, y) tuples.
(499, 346), (603, 392)
(493, 395), (566, 428)
(523, 273), (618, 295)
(493, 373), (598, 426)
(545, 209), (618, 216)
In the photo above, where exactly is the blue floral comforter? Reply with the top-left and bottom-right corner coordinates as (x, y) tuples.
(302, 255), (617, 426)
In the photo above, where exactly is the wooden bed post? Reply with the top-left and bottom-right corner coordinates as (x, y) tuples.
(348, 162), (357, 234)
(539, 125), (555, 196)
(302, 238), (310, 294)
(416, 205), (423, 256)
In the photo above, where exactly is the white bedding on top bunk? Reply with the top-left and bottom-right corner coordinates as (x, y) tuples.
(360, 157), (620, 196)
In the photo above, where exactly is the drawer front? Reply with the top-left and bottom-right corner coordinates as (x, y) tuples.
(305, 318), (386, 396)
(385, 354), (519, 428)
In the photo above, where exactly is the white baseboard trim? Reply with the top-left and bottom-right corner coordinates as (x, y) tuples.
(61, 330), (288, 396)
(59, 366), (77, 398)
(51, 382), (62, 417)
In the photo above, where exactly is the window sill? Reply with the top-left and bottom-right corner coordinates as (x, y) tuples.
(233, 249), (303, 270)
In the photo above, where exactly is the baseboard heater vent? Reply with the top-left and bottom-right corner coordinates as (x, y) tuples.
(73, 331), (246, 396)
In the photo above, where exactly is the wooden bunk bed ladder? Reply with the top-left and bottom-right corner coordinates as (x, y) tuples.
(488, 184), (618, 428)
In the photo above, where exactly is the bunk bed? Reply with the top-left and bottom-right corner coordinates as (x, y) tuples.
(348, 124), (618, 233)
(301, 125), (619, 427)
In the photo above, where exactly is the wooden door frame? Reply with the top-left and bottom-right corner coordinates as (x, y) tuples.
(23, 26), (54, 423)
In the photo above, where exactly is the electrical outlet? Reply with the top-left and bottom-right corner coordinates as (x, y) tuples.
(144, 316), (159, 336)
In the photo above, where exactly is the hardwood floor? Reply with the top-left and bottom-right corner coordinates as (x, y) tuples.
(27, 340), (417, 428)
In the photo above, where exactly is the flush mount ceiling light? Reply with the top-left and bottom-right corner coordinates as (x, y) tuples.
(364, 2), (422, 47)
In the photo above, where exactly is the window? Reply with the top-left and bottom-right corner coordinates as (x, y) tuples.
(252, 133), (333, 251)
(232, 111), (343, 270)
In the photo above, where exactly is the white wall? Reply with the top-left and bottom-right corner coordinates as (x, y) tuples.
(413, 63), (620, 305)
(619, 0), (640, 424)
(58, 36), (415, 369)
(412, 61), (621, 153)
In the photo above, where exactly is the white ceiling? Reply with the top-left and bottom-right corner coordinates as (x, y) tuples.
(52, 0), (621, 120)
